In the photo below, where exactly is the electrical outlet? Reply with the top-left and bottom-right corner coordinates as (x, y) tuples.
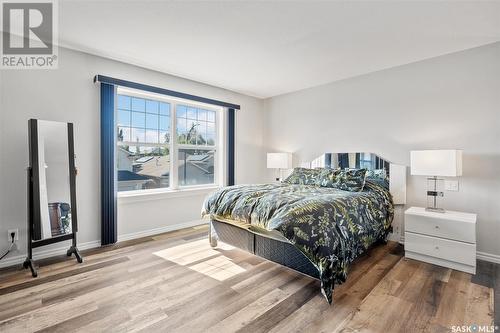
(7, 229), (19, 242)
(445, 180), (459, 192)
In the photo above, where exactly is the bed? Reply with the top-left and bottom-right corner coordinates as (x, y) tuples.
(202, 152), (406, 304)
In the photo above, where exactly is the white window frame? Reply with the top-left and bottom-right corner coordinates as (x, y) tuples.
(116, 87), (225, 197)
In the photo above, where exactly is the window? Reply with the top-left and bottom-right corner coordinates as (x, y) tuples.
(176, 104), (217, 186)
(116, 89), (221, 192)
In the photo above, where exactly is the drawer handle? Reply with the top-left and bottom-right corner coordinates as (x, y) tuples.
(434, 226), (440, 229)
(435, 246), (439, 250)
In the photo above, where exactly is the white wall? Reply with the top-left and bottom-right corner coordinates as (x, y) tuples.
(264, 42), (500, 258)
(0, 47), (267, 265)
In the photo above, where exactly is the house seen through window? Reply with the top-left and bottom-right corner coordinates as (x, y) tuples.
(116, 90), (219, 192)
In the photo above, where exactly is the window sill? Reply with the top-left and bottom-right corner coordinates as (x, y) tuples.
(118, 186), (219, 204)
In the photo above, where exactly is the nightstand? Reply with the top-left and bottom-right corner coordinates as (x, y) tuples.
(404, 207), (477, 274)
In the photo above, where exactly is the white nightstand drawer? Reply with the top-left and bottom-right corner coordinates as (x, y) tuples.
(405, 232), (476, 266)
(405, 210), (475, 244)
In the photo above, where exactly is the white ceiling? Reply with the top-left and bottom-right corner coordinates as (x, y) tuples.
(59, 1), (500, 98)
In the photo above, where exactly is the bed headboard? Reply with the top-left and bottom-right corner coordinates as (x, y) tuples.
(304, 152), (406, 205)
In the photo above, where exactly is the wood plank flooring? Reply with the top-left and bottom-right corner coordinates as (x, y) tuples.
(0, 225), (494, 333)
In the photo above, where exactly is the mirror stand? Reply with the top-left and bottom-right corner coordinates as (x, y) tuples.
(24, 119), (83, 278)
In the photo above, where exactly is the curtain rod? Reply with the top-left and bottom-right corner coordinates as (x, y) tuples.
(94, 75), (241, 110)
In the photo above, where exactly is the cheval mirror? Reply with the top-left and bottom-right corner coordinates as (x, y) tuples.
(25, 119), (82, 277)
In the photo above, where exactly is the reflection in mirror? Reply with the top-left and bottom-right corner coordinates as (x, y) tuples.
(36, 120), (72, 240)
(311, 152), (390, 174)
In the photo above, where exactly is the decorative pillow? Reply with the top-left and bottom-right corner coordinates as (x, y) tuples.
(315, 168), (341, 187)
(365, 169), (389, 189)
(365, 169), (387, 180)
(333, 169), (367, 192)
(283, 167), (321, 185)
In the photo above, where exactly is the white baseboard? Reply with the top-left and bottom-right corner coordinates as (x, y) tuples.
(117, 220), (207, 242)
(477, 251), (500, 264)
(0, 220), (208, 269)
(387, 233), (401, 243)
(388, 233), (404, 244)
(0, 239), (101, 269)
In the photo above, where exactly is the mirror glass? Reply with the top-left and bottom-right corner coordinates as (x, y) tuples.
(35, 120), (72, 240)
(308, 152), (391, 189)
(311, 152), (390, 171)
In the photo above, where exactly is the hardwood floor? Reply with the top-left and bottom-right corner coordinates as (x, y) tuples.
(0, 225), (494, 333)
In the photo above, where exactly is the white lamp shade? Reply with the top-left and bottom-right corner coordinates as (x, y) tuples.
(410, 150), (462, 177)
(267, 153), (292, 169)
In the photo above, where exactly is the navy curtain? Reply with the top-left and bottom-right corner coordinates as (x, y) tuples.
(339, 153), (349, 168)
(100, 83), (117, 245)
(324, 153), (332, 169)
(227, 108), (235, 186)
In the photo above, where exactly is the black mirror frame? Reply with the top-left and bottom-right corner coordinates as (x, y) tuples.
(24, 119), (83, 277)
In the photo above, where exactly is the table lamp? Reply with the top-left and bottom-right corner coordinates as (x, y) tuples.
(410, 150), (462, 213)
(267, 153), (292, 182)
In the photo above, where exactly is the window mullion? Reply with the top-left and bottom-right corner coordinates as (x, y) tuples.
(170, 102), (179, 190)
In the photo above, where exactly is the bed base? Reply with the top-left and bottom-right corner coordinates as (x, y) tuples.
(209, 219), (320, 279)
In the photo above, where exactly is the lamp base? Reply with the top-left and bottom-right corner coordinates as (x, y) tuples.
(425, 207), (445, 213)
(426, 176), (445, 213)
